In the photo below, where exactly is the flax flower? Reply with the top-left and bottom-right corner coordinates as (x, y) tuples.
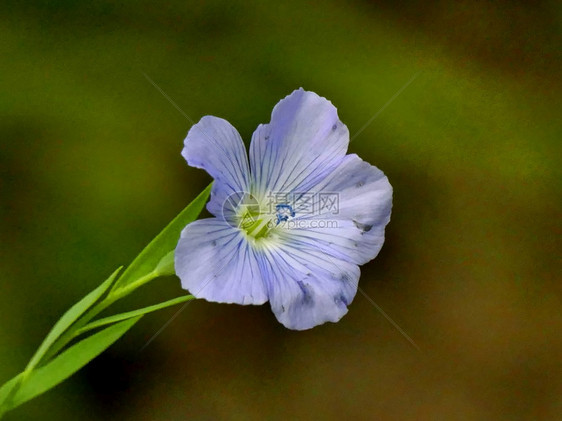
(175, 89), (392, 330)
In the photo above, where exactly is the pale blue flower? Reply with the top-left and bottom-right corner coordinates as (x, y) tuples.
(175, 89), (392, 330)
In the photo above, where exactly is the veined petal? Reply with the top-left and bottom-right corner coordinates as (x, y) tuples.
(278, 154), (392, 265)
(182, 116), (250, 218)
(175, 219), (268, 305)
(260, 243), (359, 330)
(249, 89), (348, 198)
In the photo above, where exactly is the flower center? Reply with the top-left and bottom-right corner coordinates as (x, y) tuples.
(237, 198), (295, 240)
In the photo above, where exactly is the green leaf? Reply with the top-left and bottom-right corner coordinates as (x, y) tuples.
(0, 374), (22, 412)
(6, 317), (141, 411)
(25, 267), (122, 372)
(113, 183), (212, 290)
(74, 295), (195, 337)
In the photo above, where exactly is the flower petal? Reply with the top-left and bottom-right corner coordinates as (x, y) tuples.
(277, 154), (392, 265)
(249, 88), (349, 199)
(182, 116), (250, 218)
(175, 219), (268, 305)
(260, 243), (359, 330)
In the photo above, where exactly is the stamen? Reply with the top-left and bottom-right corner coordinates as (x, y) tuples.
(275, 204), (295, 225)
(238, 200), (296, 239)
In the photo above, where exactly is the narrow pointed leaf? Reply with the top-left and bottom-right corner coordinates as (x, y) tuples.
(0, 374), (22, 411)
(113, 183), (212, 290)
(75, 295), (195, 337)
(26, 267), (122, 371)
(6, 317), (141, 411)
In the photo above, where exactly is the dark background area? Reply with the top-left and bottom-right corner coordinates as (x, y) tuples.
(1, 0), (561, 419)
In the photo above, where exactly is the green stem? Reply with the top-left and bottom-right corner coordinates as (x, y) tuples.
(73, 295), (194, 338)
(109, 270), (159, 301)
(0, 270), (162, 420)
(40, 270), (158, 364)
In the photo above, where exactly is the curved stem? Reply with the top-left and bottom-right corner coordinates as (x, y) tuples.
(0, 265), (169, 419)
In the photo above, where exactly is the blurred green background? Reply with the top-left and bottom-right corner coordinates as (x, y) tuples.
(1, 0), (561, 419)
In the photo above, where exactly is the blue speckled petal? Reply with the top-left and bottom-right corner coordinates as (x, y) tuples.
(249, 89), (348, 199)
(260, 243), (359, 330)
(175, 219), (268, 305)
(182, 116), (250, 218)
(278, 153), (393, 265)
